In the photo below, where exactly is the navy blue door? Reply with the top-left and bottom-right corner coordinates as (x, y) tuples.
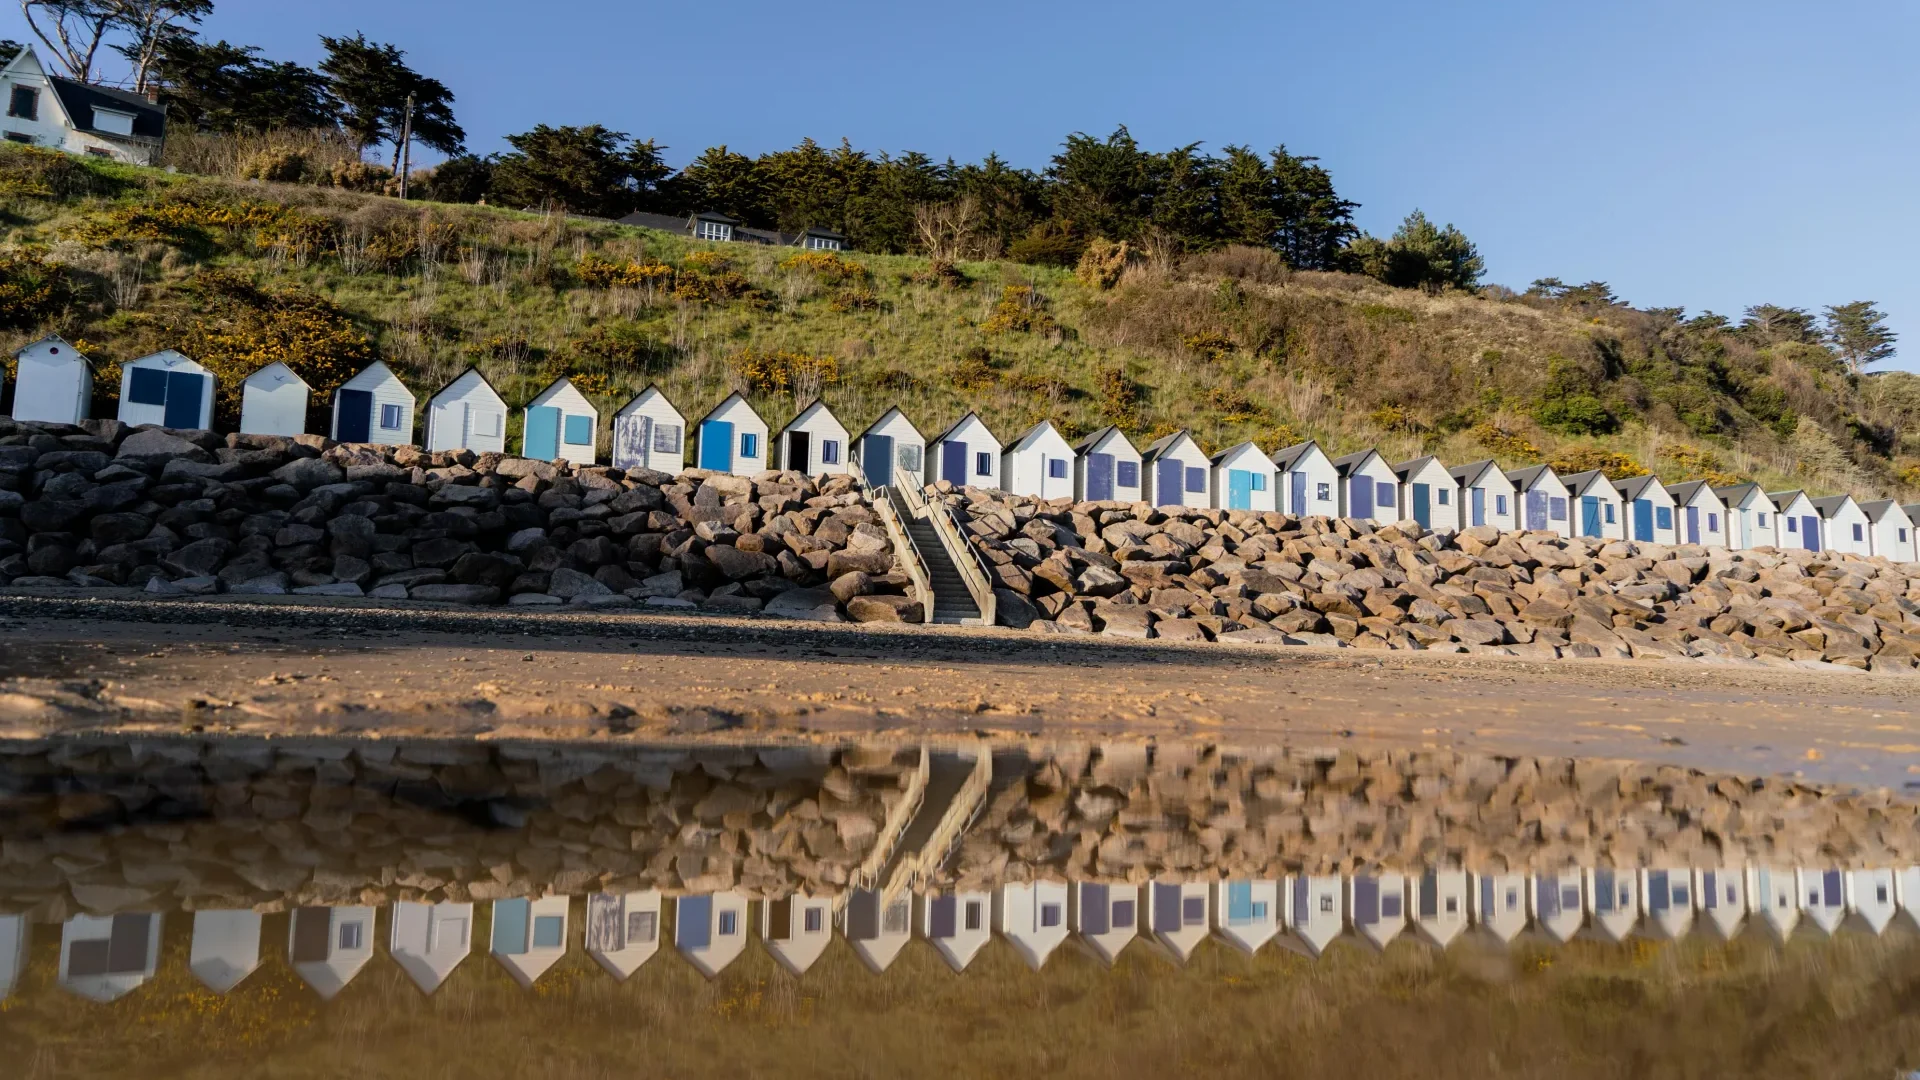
(1082, 885), (1109, 935)
(677, 896), (711, 949)
(1155, 457), (1183, 507)
(1153, 884), (1182, 932)
(336, 388), (373, 442)
(1087, 452), (1114, 501)
(940, 440), (968, 485)
(1290, 471), (1307, 515)
(163, 371), (205, 429)
(862, 433), (893, 488)
(1686, 505), (1700, 543)
(1525, 489), (1547, 530)
(1350, 477), (1374, 519)
(1802, 515), (1821, 551)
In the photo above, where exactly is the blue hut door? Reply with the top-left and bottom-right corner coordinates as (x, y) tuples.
(163, 371), (206, 429)
(1226, 882), (1256, 924)
(677, 896), (712, 949)
(1350, 477), (1374, 519)
(1155, 457), (1183, 507)
(1526, 488), (1548, 530)
(1087, 452), (1114, 501)
(1153, 885), (1182, 932)
(1581, 496), (1602, 537)
(862, 433), (893, 488)
(1289, 471), (1307, 515)
(1228, 469), (1253, 510)
(1470, 486), (1486, 526)
(698, 420), (734, 471)
(525, 405), (561, 460)
(492, 898), (530, 955)
(1686, 505), (1700, 543)
(1081, 884), (1110, 935)
(1801, 515), (1820, 551)
(337, 388), (373, 442)
(1411, 483), (1431, 527)
(1632, 499), (1654, 541)
(940, 440), (968, 485)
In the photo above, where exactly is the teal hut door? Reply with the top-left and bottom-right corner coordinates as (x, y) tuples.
(1581, 496), (1602, 537)
(1227, 469), (1253, 510)
(1411, 483), (1431, 527)
(1632, 499), (1654, 541)
(524, 406), (560, 460)
(699, 420), (734, 471)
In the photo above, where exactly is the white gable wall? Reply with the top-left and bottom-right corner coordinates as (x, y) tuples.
(424, 370), (507, 454)
(1568, 476), (1627, 540)
(1510, 470), (1574, 537)
(779, 401), (852, 477)
(1338, 455), (1400, 522)
(1074, 428), (1142, 503)
(1211, 443), (1277, 512)
(1619, 480), (1680, 546)
(118, 350), (214, 429)
(1277, 447), (1340, 519)
(1142, 435), (1210, 508)
(853, 409), (925, 487)
(1396, 459), (1460, 532)
(1455, 466), (1518, 531)
(922, 891), (993, 973)
(331, 363), (415, 445)
(697, 396), (771, 477)
(1870, 505), (1915, 563)
(525, 379), (599, 466)
(612, 389), (686, 474)
(1773, 493), (1821, 550)
(926, 414), (1003, 489)
(1673, 487), (1727, 547)
(11, 336), (91, 424)
(994, 882), (1068, 970)
(1723, 489), (1780, 550)
(239, 363), (310, 437)
(1821, 500), (1874, 556)
(0, 50), (160, 164)
(1003, 423), (1075, 499)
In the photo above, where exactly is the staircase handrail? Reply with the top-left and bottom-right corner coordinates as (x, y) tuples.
(896, 469), (997, 626)
(871, 481), (935, 618)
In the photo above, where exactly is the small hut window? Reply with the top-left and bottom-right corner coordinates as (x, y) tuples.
(7, 86), (36, 120)
(652, 423), (681, 453)
(975, 452), (992, 477)
(804, 907), (824, 933)
(1709, 513), (1719, 531)
(1604, 503), (1616, 524)
(1758, 513), (1769, 526)
(627, 911), (656, 943)
(1317, 483), (1331, 502)
(1250, 472), (1266, 491)
(1902, 528), (1910, 542)
(899, 444), (923, 472)
(338, 921), (364, 950)
(380, 404), (403, 430)
(1549, 497), (1567, 521)
(963, 901), (982, 931)
(1655, 506), (1672, 530)
(1048, 458), (1067, 479)
(1186, 467), (1206, 493)
(1444, 896), (1458, 914)
(127, 367), (168, 405)
(1319, 896), (1333, 914)
(1039, 903), (1061, 928)
(563, 415), (593, 445)
(1375, 481), (1395, 508)
(718, 911), (738, 936)
(1786, 518), (1797, 533)
(884, 902), (910, 934)
(820, 439), (839, 464)
(1853, 523), (1864, 542)
(1436, 487), (1449, 505)
(1181, 897), (1205, 925)
(1116, 460), (1138, 487)
(740, 432), (758, 458)
(1495, 494), (1508, 515)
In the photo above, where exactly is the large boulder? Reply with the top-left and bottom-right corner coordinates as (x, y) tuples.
(118, 428), (209, 461)
(846, 595), (924, 623)
(765, 588), (844, 622)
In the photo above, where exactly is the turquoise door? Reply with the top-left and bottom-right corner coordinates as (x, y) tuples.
(699, 420), (734, 471)
(1227, 469), (1253, 510)
(1581, 496), (1602, 537)
(1412, 483), (1431, 527)
(524, 405), (560, 460)
(1632, 499), (1654, 541)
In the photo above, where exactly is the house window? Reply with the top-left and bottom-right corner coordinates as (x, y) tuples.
(1436, 487), (1449, 505)
(1048, 458), (1067, 479)
(1319, 895), (1334, 914)
(807, 235), (841, 251)
(1445, 896), (1458, 914)
(1758, 513), (1769, 527)
(2, 132), (31, 144)
(1112, 900), (1135, 927)
(652, 422), (681, 453)
(718, 911), (738, 936)
(964, 901), (982, 931)
(1709, 513), (1719, 531)
(1902, 528), (1910, 542)
(1316, 482), (1331, 502)
(1250, 472), (1266, 491)
(1852, 523), (1864, 542)
(975, 451), (992, 476)
(127, 367), (168, 405)
(1787, 517), (1797, 533)
(628, 911), (657, 942)
(899, 443), (923, 472)
(1039, 903), (1062, 928)
(1116, 460), (1139, 487)
(1186, 466), (1206, 493)
(820, 439), (839, 464)
(1495, 494), (1508, 515)
(740, 432), (758, 458)
(1182, 897), (1206, 925)
(804, 907), (824, 933)
(1604, 503), (1616, 524)
(338, 921), (363, 951)
(1673, 886), (1689, 905)
(563, 415), (593, 445)
(1504, 888), (1519, 911)
(1549, 497), (1567, 521)
(697, 220), (732, 242)
(884, 902), (910, 934)
(1878, 885), (1890, 903)
(7, 86), (35, 120)
(1655, 506), (1672, 530)
(379, 404), (403, 430)
(1375, 481), (1395, 508)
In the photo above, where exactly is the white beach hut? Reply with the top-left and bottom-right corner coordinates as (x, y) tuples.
(289, 905), (375, 1000)
(1845, 869), (1899, 936)
(389, 901), (473, 994)
(852, 406), (924, 489)
(675, 891), (750, 978)
(490, 895), (570, 988)
(239, 362), (311, 437)
(1213, 880), (1280, 956)
(1563, 471), (1626, 540)
(922, 890), (993, 973)
(611, 385), (687, 474)
(1583, 868), (1641, 942)
(331, 361), (414, 445)
(422, 367), (508, 455)
(1799, 868), (1846, 936)
(1139, 430), (1211, 508)
(761, 892), (836, 976)
(1531, 871), (1586, 943)
(0, 913), (24, 1003)
(1392, 456), (1460, 532)
(843, 888), (913, 974)
(926, 411), (1002, 489)
(1813, 495), (1873, 557)
(59, 912), (160, 1002)
(776, 398), (852, 478)
(1748, 867), (1803, 940)
(1472, 873), (1530, 945)
(1145, 881), (1211, 963)
(1070, 882), (1138, 965)
(1210, 441), (1277, 513)
(1281, 875), (1346, 958)
(1694, 868), (1749, 939)
(1506, 464), (1573, 537)
(1770, 491), (1823, 553)
(1905, 506), (1920, 563)
(1862, 501), (1915, 563)
(1332, 448), (1399, 523)
(118, 349), (213, 430)
(994, 881), (1070, 971)
(1072, 425), (1142, 503)
(522, 376), (599, 466)
(1451, 459), (1519, 532)
(9, 334), (91, 424)
(1410, 869), (1471, 949)
(1668, 481), (1728, 547)
(584, 890), (661, 980)
(1897, 867), (1920, 932)
(1717, 484), (1780, 550)
(1001, 419), (1076, 500)
(1614, 474), (1680, 546)
(1272, 440), (1340, 519)
(1639, 869), (1695, 940)
(188, 910), (262, 993)
(693, 392), (770, 477)
(1350, 872), (1409, 951)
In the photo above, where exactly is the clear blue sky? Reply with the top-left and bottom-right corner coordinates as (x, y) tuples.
(9, 0), (1917, 367)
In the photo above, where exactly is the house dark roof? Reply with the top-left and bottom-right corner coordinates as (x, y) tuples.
(1668, 480), (1713, 504)
(1810, 494), (1854, 515)
(1390, 455), (1440, 481)
(47, 75), (164, 141)
(616, 211), (692, 233)
(1269, 440), (1320, 470)
(1072, 424), (1126, 454)
(1449, 458), (1498, 485)
(1612, 473), (1663, 500)
(1505, 463), (1556, 488)
(1859, 498), (1901, 522)
(614, 210), (854, 251)
(1713, 481), (1763, 504)
(1330, 448), (1380, 475)
(1142, 430), (1195, 460)
(1902, 502), (1920, 521)
(1560, 470), (1608, 494)
(854, 406), (922, 443)
(1767, 489), (1806, 506)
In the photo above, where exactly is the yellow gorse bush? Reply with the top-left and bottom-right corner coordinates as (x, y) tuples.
(1550, 445), (1648, 477)
(576, 253), (675, 289)
(726, 348), (839, 395)
(778, 250), (869, 283)
(982, 285), (1058, 335)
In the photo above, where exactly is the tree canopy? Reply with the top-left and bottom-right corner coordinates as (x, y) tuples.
(317, 32), (464, 168)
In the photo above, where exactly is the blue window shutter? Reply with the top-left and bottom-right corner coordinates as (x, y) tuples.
(1605, 503), (1615, 524)
(1853, 523), (1864, 541)
(563, 414), (593, 445)
(1710, 513), (1719, 531)
(820, 439), (839, 464)
(1048, 458), (1067, 479)
(1549, 496), (1566, 521)
(1250, 472), (1266, 491)
(740, 432), (757, 458)
(1116, 460), (1138, 487)
(127, 367), (168, 405)
(1655, 506), (1672, 530)
(1787, 517), (1796, 532)
(1185, 466), (1206, 493)
(1376, 480), (1395, 508)
(975, 451), (992, 476)
(1496, 494), (1508, 515)
(1436, 487), (1449, 505)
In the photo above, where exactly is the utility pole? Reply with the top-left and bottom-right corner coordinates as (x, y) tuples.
(397, 92), (415, 200)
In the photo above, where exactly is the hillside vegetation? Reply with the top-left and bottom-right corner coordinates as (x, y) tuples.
(2, 145), (1917, 504)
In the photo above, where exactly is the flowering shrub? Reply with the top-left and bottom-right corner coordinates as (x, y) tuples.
(1662, 444), (1742, 487)
(779, 250), (868, 283)
(982, 285), (1058, 335)
(726, 348), (839, 395)
(1182, 332), (1235, 362)
(576, 253), (674, 289)
(0, 246), (74, 330)
(1549, 446), (1648, 477)
(827, 286), (880, 313)
(948, 347), (999, 392)
(1473, 422), (1540, 459)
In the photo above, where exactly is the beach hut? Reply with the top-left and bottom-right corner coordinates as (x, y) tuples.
(1210, 441), (1277, 513)
(1472, 873), (1530, 945)
(1717, 484), (1780, 550)
(1531, 871), (1585, 943)
(1072, 425), (1142, 503)
(1212, 880), (1280, 956)
(59, 912), (160, 1002)
(188, 910), (261, 993)
(1070, 882), (1138, 965)
(777, 398), (851, 478)
(1668, 481), (1728, 547)
(1748, 867), (1803, 940)
(994, 881), (1070, 970)
(118, 349), (214, 430)
(1139, 430), (1211, 508)
(922, 890), (993, 973)
(1410, 869), (1471, 949)
(1813, 495), (1873, 557)
(1584, 868), (1641, 942)
(675, 892), (750, 978)
(1769, 491), (1823, 552)
(1694, 868), (1748, 939)
(1615, 474), (1680, 546)
(1001, 420), (1076, 500)
(1800, 868), (1846, 936)
(522, 376), (599, 466)
(0, 913), (24, 1003)
(389, 901), (473, 994)
(761, 892), (836, 976)
(1272, 440), (1340, 519)
(1392, 456), (1461, 532)
(421, 367), (507, 455)
(1897, 868), (1920, 933)
(1906, 506), (1920, 562)
(9, 334), (91, 424)
(331, 361), (414, 445)
(1280, 875), (1345, 958)
(1862, 501), (1915, 563)
(1845, 869), (1899, 936)
(491, 895), (570, 988)
(926, 411), (1002, 489)
(1144, 881), (1211, 963)
(1507, 464), (1573, 537)
(1332, 448), (1399, 523)
(238, 362), (311, 437)
(1639, 869), (1695, 940)
(693, 392), (769, 477)
(1350, 872), (1409, 951)
(584, 890), (661, 980)
(843, 888), (913, 974)
(1451, 459), (1519, 532)
(851, 406), (924, 489)
(289, 905), (374, 1000)
(611, 385), (687, 474)
(1563, 471), (1626, 540)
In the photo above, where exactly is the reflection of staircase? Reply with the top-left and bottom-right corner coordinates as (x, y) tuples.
(899, 500), (981, 625)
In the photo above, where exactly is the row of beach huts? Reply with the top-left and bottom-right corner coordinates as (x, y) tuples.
(9, 334), (1919, 561)
(4, 866), (1917, 1003)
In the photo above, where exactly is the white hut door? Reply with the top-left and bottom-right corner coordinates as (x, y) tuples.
(613, 415), (649, 469)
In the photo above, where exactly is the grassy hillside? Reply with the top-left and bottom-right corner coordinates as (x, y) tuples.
(3, 144), (1918, 503)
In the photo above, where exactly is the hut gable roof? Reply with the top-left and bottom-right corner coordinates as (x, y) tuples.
(1860, 498), (1905, 523)
(695, 391), (764, 427)
(1505, 463), (1557, 488)
(1561, 470), (1615, 496)
(1270, 439), (1324, 470)
(1810, 494), (1857, 515)
(615, 383), (684, 419)
(1331, 448), (1385, 476)
(854, 405), (922, 442)
(1390, 455), (1444, 481)
(1142, 429), (1201, 460)
(1448, 458), (1500, 486)
(1210, 440), (1266, 466)
(1613, 473), (1667, 501)
(1073, 424), (1133, 454)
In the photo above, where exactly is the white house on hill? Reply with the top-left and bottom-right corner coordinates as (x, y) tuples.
(1451, 459), (1518, 532)
(1140, 430), (1210, 508)
(926, 412), (1002, 489)
(1072, 425), (1142, 503)
(1211, 441), (1277, 513)
(423, 368), (508, 455)
(0, 47), (166, 164)
(612, 385), (686, 474)
(852, 406), (925, 489)
(10, 334), (92, 424)
(118, 350), (213, 430)
(239, 362), (311, 437)
(331, 361), (414, 445)
(1001, 419), (1076, 500)
(1506, 464), (1572, 537)
(777, 398), (852, 478)
(522, 376), (600, 466)
(1272, 440), (1339, 519)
